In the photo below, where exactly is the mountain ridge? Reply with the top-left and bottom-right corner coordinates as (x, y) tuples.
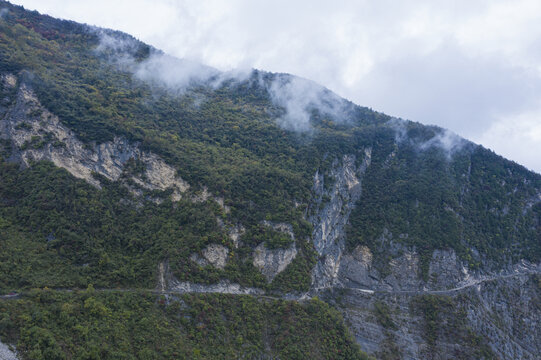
(0, 1), (540, 359)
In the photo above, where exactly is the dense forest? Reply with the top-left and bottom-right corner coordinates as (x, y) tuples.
(0, 1), (540, 358)
(0, 288), (369, 359)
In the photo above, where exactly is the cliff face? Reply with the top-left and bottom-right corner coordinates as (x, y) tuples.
(1, 4), (540, 358)
(0, 340), (18, 360)
(327, 260), (541, 360)
(0, 73), (188, 198)
(2, 71), (540, 359)
(308, 150), (372, 290)
(306, 147), (541, 359)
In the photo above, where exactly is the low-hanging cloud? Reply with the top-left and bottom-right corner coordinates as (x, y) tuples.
(418, 128), (468, 157)
(95, 30), (352, 132)
(95, 31), (219, 92)
(264, 75), (350, 132)
(10, 0), (541, 172)
(358, 42), (541, 140)
(94, 29), (263, 109)
(133, 53), (218, 91)
(387, 117), (468, 159)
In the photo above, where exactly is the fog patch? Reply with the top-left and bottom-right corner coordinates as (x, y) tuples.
(387, 117), (408, 144)
(387, 118), (468, 158)
(94, 29), (253, 94)
(94, 30), (354, 132)
(263, 74), (351, 132)
(94, 31), (139, 54)
(0, 8), (8, 19)
(134, 54), (217, 91)
(418, 128), (467, 157)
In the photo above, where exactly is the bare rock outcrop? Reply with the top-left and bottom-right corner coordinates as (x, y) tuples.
(261, 220), (295, 240)
(0, 74), (188, 200)
(0, 341), (18, 360)
(252, 243), (297, 281)
(157, 261), (263, 295)
(190, 244), (229, 269)
(308, 149), (372, 290)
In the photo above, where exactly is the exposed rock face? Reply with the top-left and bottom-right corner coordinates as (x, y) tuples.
(250, 220), (297, 281)
(190, 188), (208, 202)
(0, 74), (188, 200)
(227, 224), (245, 248)
(428, 249), (467, 289)
(190, 244), (229, 269)
(462, 266), (541, 360)
(327, 218), (541, 358)
(2, 73), (16, 88)
(158, 261), (264, 295)
(216, 217), (245, 248)
(338, 245), (377, 290)
(3, 72), (540, 359)
(326, 240), (541, 359)
(214, 197), (231, 214)
(303, 146), (541, 359)
(337, 239), (476, 292)
(212, 211), (243, 268)
(327, 263), (541, 360)
(0, 341), (18, 360)
(253, 243), (297, 281)
(309, 149), (372, 290)
(170, 280), (264, 295)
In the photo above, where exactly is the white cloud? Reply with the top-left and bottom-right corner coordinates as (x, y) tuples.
(355, 41), (541, 138)
(10, 0), (541, 173)
(266, 75), (349, 132)
(475, 104), (541, 172)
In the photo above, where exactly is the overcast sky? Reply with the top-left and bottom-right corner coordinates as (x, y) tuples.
(10, 0), (541, 173)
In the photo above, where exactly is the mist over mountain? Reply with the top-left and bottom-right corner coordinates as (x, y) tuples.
(0, 2), (539, 359)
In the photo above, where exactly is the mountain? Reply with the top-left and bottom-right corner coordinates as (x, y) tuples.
(0, 1), (540, 359)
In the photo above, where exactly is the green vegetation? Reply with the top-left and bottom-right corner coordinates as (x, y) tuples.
(4, 0), (537, 284)
(0, 289), (370, 360)
(347, 124), (541, 278)
(0, 2), (540, 358)
(0, 1), (385, 292)
(0, 158), (274, 290)
(372, 301), (401, 360)
(242, 225), (294, 249)
(0, 153), (322, 292)
(0, 2), (381, 230)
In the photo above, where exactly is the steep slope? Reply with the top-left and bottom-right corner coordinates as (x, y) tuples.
(0, 1), (540, 359)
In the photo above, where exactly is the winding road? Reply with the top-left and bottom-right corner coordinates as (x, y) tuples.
(1, 262), (539, 301)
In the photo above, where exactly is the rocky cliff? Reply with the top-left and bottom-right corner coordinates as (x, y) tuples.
(1, 5), (540, 357)
(305, 147), (541, 359)
(0, 73), (188, 199)
(0, 340), (18, 360)
(3, 71), (540, 359)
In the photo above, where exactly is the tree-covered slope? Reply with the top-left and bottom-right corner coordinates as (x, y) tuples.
(0, 289), (368, 359)
(0, 1), (540, 358)
(1, 0), (538, 281)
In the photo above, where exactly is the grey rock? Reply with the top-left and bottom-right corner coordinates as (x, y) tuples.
(170, 280), (264, 295)
(0, 76), (189, 200)
(157, 261), (263, 295)
(0, 341), (18, 360)
(253, 242), (297, 281)
(309, 149), (372, 290)
(190, 244), (229, 269)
